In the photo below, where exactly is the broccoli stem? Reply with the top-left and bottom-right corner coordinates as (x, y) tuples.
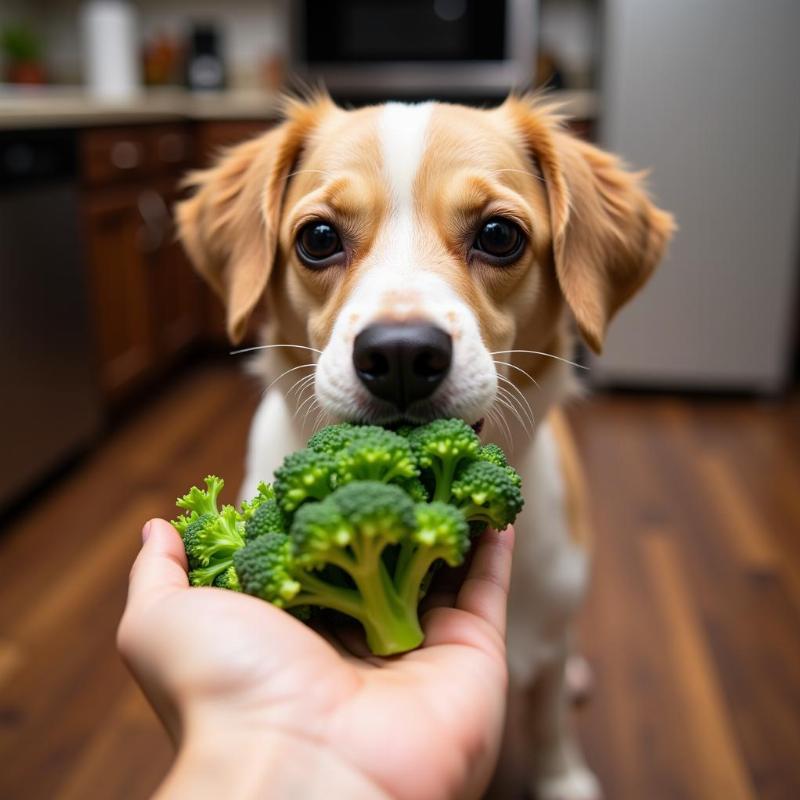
(394, 547), (450, 610)
(431, 459), (459, 503)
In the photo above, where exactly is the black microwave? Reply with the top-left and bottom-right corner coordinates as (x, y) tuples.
(290, 0), (537, 99)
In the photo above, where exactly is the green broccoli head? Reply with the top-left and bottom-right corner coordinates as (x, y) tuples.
(336, 426), (419, 485)
(180, 512), (215, 570)
(408, 418), (481, 502)
(307, 422), (361, 455)
(214, 565), (242, 591)
(291, 480), (416, 569)
(172, 475), (225, 535)
(451, 460), (524, 531)
(412, 502), (470, 567)
(234, 532), (301, 605)
(274, 448), (337, 514)
(172, 476), (248, 587)
(174, 420), (520, 655)
(477, 443), (508, 468)
(244, 498), (285, 540)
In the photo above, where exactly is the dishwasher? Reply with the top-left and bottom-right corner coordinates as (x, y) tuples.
(0, 128), (103, 511)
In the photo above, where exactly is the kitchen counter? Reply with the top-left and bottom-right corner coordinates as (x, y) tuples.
(0, 87), (598, 129)
(0, 88), (285, 129)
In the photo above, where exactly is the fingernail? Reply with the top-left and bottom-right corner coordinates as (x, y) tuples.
(142, 520), (154, 543)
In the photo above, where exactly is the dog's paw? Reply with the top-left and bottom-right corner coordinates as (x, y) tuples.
(533, 766), (602, 800)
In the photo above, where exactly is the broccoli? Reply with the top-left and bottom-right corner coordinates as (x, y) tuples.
(173, 418), (523, 655)
(241, 482), (286, 540)
(171, 476), (247, 586)
(408, 418), (481, 502)
(451, 460), (523, 530)
(273, 448), (337, 513)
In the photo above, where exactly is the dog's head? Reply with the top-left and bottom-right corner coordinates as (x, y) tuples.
(177, 94), (674, 426)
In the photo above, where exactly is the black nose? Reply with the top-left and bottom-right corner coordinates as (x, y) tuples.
(353, 323), (452, 410)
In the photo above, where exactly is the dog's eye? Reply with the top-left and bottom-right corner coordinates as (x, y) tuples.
(474, 218), (524, 264)
(296, 221), (343, 267)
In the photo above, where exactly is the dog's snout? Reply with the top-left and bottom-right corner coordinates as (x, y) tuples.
(353, 323), (452, 411)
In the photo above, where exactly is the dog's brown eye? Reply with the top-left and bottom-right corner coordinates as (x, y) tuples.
(474, 218), (524, 264)
(296, 221), (343, 267)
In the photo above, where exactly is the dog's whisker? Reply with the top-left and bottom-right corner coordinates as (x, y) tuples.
(293, 392), (319, 422)
(490, 350), (588, 370)
(495, 389), (532, 437)
(287, 373), (317, 400)
(264, 362), (317, 395)
(496, 375), (536, 430)
(489, 399), (513, 449)
(230, 343), (323, 357)
(300, 399), (321, 433)
(493, 360), (542, 389)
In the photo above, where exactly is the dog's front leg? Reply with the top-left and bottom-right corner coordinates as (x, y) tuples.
(499, 419), (600, 800)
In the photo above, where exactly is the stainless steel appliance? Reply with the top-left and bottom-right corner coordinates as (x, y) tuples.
(291, 0), (537, 99)
(0, 129), (102, 510)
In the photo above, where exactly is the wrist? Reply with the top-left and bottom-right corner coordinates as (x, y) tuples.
(157, 719), (390, 800)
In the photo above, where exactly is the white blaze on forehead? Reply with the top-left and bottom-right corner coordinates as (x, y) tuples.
(379, 102), (433, 212)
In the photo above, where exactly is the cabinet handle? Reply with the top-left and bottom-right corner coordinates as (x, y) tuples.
(110, 140), (142, 170)
(136, 190), (170, 254)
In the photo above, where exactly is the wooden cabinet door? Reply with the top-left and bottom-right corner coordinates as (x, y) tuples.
(144, 184), (204, 364)
(84, 189), (157, 402)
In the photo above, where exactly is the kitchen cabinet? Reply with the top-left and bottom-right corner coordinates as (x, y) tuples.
(80, 125), (202, 403)
(79, 119), (271, 404)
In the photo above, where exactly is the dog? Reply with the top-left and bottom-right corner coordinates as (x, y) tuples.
(176, 92), (674, 799)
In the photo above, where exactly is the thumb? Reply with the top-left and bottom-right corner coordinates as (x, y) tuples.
(126, 518), (189, 609)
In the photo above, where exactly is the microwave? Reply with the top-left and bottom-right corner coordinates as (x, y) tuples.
(290, 0), (537, 99)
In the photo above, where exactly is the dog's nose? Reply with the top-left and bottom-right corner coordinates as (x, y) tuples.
(353, 323), (452, 410)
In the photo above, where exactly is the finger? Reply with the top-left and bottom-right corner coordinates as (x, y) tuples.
(126, 519), (189, 608)
(454, 526), (515, 638)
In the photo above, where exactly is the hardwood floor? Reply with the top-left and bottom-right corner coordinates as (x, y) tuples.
(0, 361), (798, 799)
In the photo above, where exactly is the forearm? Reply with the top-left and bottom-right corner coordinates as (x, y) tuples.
(156, 728), (390, 800)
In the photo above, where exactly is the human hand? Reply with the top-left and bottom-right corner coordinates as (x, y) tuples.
(118, 518), (514, 800)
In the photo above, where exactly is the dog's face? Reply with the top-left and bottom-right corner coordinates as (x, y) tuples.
(178, 95), (673, 426)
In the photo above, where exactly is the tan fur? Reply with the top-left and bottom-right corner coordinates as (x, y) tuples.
(505, 96), (676, 353)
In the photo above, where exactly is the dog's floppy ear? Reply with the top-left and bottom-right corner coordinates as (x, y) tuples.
(176, 97), (330, 343)
(507, 97), (675, 353)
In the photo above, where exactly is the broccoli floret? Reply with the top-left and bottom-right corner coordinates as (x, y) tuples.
(451, 460), (524, 531)
(273, 448), (337, 514)
(234, 532), (302, 604)
(477, 443), (508, 468)
(408, 418), (481, 502)
(171, 476), (247, 587)
(214, 565), (242, 591)
(238, 481), (286, 540)
(336, 426), (419, 485)
(394, 502), (470, 608)
(244, 498), (285, 540)
(236, 481), (424, 655)
(307, 422), (360, 455)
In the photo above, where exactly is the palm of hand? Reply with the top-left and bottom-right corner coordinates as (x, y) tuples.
(119, 521), (513, 800)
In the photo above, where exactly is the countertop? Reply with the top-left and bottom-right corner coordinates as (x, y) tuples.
(0, 87), (598, 130)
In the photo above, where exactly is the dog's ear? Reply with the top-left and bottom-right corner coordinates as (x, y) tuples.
(507, 98), (675, 353)
(176, 97), (330, 343)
